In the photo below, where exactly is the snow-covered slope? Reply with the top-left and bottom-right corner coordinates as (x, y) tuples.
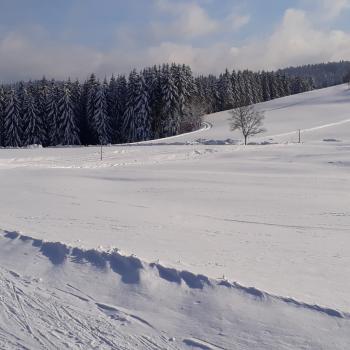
(0, 84), (350, 349)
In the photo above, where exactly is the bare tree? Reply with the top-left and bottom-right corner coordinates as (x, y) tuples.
(229, 105), (265, 145)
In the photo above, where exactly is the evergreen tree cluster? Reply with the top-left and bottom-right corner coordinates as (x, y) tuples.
(194, 69), (312, 115)
(279, 61), (350, 89)
(0, 64), (312, 148)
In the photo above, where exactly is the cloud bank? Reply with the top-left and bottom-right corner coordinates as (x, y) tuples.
(0, 1), (350, 82)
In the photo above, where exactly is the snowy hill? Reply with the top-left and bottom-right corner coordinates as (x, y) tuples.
(0, 84), (350, 349)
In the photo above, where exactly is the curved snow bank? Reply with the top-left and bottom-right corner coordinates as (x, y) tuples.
(119, 121), (213, 146)
(1, 230), (348, 320)
(1, 229), (350, 349)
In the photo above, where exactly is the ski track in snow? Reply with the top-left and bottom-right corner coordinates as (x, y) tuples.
(0, 267), (179, 350)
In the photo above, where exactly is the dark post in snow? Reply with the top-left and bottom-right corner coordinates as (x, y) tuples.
(298, 129), (301, 144)
(100, 144), (103, 161)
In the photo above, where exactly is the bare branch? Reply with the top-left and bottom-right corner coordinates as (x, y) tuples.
(229, 106), (266, 145)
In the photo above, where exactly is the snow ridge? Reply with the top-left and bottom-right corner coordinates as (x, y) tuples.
(1, 230), (347, 320)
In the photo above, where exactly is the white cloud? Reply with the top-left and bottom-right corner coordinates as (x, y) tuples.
(1, 7), (350, 82)
(153, 0), (219, 38)
(0, 31), (104, 82)
(226, 13), (251, 32)
(320, 0), (350, 20)
(300, 0), (350, 21)
(145, 8), (350, 73)
(260, 8), (350, 69)
(151, 0), (250, 39)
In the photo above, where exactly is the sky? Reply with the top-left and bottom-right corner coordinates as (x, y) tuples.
(1, 0), (350, 82)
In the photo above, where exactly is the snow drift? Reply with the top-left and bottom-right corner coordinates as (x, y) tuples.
(1, 230), (350, 350)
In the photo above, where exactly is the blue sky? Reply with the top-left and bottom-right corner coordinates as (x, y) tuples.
(1, 0), (350, 81)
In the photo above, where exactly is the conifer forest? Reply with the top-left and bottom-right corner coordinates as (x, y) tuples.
(0, 64), (313, 147)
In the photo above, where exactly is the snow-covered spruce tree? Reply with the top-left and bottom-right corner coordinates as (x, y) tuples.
(107, 75), (119, 143)
(171, 64), (197, 133)
(209, 75), (221, 112)
(268, 72), (280, 99)
(261, 71), (271, 102)
(122, 69), (139, 142)
(160, 64), (179, 137)
(93, 81), (111, 145)
(46, 85), (60, 146)
(57, 86), (80, 145)
(85, 73), (99, 144)
(176, 65), (203, 133)
(106, 74), (128, 143)
(16, 81), (26, 116)
(194, 74), (220, 114)
(36, 82), (51, 146)
(231, 71), (241, 108)
(249, 71), (262, 104)
(0, 87), (5, 146)
(193, 77), (206, 112)
(236, 71), (247, 107)
(242, 70), (254, 105)
(290, 76), (312, 94)
(171, 64), (185, 128)
(115, 75), (128, 142)
(69, 79), (84, 142)
(253, 72), (264, 103)
(281, 75), (292, 96)
(22, 89), (44, 146)
(122, 70), (152, 143)
(134, 73), (152, 141)
(218, 69), (234, 111)
(4, 89), (22, 147)
(143, 66), (163, 138)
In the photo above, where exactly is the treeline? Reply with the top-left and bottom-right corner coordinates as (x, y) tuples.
(195, 70), (312, 115)
(279, 61), (350, 89)
(0, 64), (312, 148)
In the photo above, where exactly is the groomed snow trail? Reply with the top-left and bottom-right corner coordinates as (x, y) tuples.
(0, 84), (350, 349)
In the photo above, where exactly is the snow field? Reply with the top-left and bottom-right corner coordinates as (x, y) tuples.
(0, 84), (349, 348)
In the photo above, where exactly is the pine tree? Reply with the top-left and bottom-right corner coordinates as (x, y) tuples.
(37, 84), (51, 146)
(0, 88), (5, 146)
(68, 79), (87, 145)
(93, 82), (111, 145)
(144, 66), (163, 138)
(134, 74), (151, 141)
(218, 69), (234, 110)
(268, 72), (280, 99)
(160, 64), (179, 137)
(261, 71), (271, 101)
(23, 89), (44, 146)
(107, 75), (127, 143)
(4, 89), (22, 147)
(85, 73), (99, 144)
(236, 71), (246, 107)
(57, 86), (80, 145)
(46, 85), (60, 146)
(107, 75), (119, 143)
(122, 70), (139, 142)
